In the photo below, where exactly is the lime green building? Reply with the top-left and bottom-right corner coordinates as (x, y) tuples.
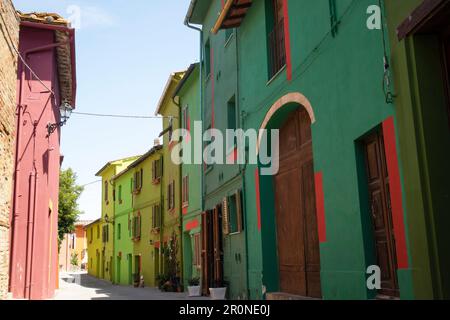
(129, 145), (164, 287)
(112, 167), (135, 286)
(95, 157), (139, 282)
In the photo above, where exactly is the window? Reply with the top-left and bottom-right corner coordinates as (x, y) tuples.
(118, 185), (122, 204)
(266, 0), (286, 79)
(97, 225), (100, 239)
(102, 225), (109, 243)
(205, 39), (211, 78)
(118, 223), (121, 240)
(133, 169), (143, 193)
(152, 204), (161, 230)
(222, 190), (244, 235)
(193, 233), (201, 268)
(227, 96), (237, 150)
(90, 228), (93, 243)
(182, 176), (189, 206)
(132, 214), (141, 240)
(152, 158), (162, 183)
(167, 181), (175, 211)
(104, 181), (109, 203)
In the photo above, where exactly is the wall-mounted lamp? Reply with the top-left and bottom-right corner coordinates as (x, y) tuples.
(47, 100), (73, 136)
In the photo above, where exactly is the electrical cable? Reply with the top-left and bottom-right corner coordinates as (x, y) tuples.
(71, 112), (175, 119)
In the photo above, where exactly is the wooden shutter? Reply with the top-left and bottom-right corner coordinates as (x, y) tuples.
(222, 197), (230, 235)
(236, 190), (243, 232)
(140, 169), (143, 189)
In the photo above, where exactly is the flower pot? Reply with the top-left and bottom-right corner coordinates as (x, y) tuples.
(209, 287), (227, 300)
(188, 286), (201, 297)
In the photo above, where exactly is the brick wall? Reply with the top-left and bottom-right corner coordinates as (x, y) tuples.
(0, 0), (18, 300)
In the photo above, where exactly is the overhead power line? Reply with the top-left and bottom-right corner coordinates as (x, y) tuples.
(71, 112), (175, 119)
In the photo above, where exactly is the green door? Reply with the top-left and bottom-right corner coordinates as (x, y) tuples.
(117, 257), (121, 284)
(128, 254), (133, 285)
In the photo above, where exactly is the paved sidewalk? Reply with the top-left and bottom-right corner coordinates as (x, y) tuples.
(53, 272), (210, 300)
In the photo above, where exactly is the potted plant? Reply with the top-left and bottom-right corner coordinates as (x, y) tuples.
(209, 280), (228, 300)
(187, 277), (201, 297)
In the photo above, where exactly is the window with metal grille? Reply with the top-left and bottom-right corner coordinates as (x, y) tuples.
(267, 0), (286, 79)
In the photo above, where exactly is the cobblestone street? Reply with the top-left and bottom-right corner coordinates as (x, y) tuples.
(53, 273), (210, 301)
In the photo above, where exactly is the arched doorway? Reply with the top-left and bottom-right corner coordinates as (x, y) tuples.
(258, 93), (322, 299)
(274, 108), (321, 298)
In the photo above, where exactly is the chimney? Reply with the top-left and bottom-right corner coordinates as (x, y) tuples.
(154, 138), (161, 146)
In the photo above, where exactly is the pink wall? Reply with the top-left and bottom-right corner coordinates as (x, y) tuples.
(9, 26), (62, 300)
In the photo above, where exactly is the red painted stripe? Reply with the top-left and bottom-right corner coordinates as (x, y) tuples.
(185, 219), (199, 231)
(282, 0), (293, 81)
(382, 117), (409, 269)
(314, 172), (327, 243)
(255, 169), (262, 231)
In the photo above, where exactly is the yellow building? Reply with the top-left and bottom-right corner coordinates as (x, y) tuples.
(95, 157), (140, 282)
(155, 71), (185, 285)
(85, 219), (102, 278)
(128, 143), (164, 287)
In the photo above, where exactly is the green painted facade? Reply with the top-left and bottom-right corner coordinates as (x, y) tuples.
(188, 0), (416, 300)
(384, 0), (450, 299)
(112, 168), (134, 286)
(173, 64), (204, 288)
(130, 146), (164, 288)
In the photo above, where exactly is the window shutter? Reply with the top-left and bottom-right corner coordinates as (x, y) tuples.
(140, 169), (143, 189)
(222, 197), (230, 235)
(236, 190), (243, 232)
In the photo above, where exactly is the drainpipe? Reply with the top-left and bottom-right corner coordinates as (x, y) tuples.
(184, 19), (203, 210)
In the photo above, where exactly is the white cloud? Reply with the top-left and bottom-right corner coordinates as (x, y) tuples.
(68, 5), (116, 30)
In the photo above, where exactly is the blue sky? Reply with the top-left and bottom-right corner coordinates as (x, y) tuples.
(13, 0), (199, 220)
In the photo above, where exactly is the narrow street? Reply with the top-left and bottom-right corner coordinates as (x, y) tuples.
(53, 273), (209, 301)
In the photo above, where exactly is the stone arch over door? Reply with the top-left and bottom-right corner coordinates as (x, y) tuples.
(257, 92), (322, 298)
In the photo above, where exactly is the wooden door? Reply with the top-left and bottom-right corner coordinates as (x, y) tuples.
(274, 109), (322, 298)
(363, 131), (400, 298)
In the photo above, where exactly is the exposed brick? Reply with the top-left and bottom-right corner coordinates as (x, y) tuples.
(0, 0), (19, 300)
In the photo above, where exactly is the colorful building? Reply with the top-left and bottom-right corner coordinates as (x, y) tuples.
(186, 0), (416, 300)
(85, 219), (102, 278)
(172, 64), (203, 288)
(384, 0), (450, 299)
(112, 167), (135, 285)
(128, 144), (163, 287)
(59, 220), (92, 272)
(9, 11), (77, 300)
(95, 157), (139, 283)
(155, 71), (185, 285)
